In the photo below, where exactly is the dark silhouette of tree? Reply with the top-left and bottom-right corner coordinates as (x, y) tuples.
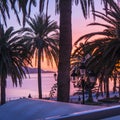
(0, 24), (32, 104)
(22, 14), (59, 99)
(75, 1), (120, 98)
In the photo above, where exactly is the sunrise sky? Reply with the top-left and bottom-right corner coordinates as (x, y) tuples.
(6, 1), (105, 71)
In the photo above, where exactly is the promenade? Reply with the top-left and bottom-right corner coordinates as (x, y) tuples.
(0, 98), (120, 120)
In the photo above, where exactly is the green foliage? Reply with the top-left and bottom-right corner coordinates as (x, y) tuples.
(0, 23), (33, 104)
(25, 14), (59, 67)
(0, 23), (32, 87)
(74, 1), (120, 78)
(0, 0), (37, 26)
(21, 14), (59, 98)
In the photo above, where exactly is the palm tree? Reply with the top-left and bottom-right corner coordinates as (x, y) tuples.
(74, 1), (120, 98)
(0, 0), (10, 26)
(0, 0), (36, 26)
(0, 24), (32, 104)
(1, 0), (119, 102)
(38, 0), (95, 102)
(9, 0), (37, 26)
(23, 14), (59, 99)
(75, 0), (120, 75)
(38, 0), (120, 102)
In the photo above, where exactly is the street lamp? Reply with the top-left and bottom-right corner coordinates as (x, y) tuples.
(79, 62), (86, 104)
(87, 70), (96, 102)
(71, 59), (96, 104)
(79, 63), (96, 103)
(54, 73), (57, 81)
(79, 63), (86, 75)
(89, 71), (96, 83)
(71, 67), (81, 101)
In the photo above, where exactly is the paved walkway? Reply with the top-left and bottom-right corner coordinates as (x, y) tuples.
(1, 98), (120, 120)
(0, 98), (104, 120)
(102, 115), (120, 120)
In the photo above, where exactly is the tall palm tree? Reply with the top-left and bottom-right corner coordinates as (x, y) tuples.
(24, 14), (59, 99)
(0, 24), (32, 104)
(75, 0), (120, 75)
(1, 0), (119, 102)
(74, 1), (120, 98)
(38, 0), (95, 102)
(38, 0), (120, 102)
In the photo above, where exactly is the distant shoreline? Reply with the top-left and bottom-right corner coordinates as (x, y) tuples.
(28, 71), (55, 74)
(25, 67), (55, 74)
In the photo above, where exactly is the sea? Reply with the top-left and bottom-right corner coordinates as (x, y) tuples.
(6, 73), (75, 100)
(6, 73), (116, 101)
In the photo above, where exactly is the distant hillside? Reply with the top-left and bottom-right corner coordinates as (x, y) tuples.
(24, 67), (54, 73)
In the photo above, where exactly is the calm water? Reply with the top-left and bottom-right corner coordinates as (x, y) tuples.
(6, 73), (115, 100)
(6, 73), (75, 100)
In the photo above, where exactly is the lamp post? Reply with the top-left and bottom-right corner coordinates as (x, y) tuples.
(71, 68), (81, 101)
(79, 63), (96, 103)
(54, 73), (57, 81)
(79, 62), (86, 104)
(81, 76), (85, 104)
(71, 58), (96, 104)
(89, 71), (97, 83)
(87, 71), (96, 102)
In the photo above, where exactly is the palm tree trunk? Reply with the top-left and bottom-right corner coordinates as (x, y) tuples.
(100, 79), (103, 97)
(119, 79), (120, 97)
(38, 48), (42, 99)
(57, 0), (72, 102)
(106, 77), (110, 98)
(87, 78), (93, 102)
(113, 76), (117, 93)
(104, 79), (106, 95)
(1, 77), (6, 105)
(88, 87), (93, 102)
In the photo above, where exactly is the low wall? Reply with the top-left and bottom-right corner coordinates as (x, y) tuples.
(53, 105), (120, 120)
